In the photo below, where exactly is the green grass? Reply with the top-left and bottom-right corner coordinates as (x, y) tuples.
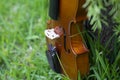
(84, 32), (120, 80)
(0, 0), (64, 80)
(0, 0), (120, 80)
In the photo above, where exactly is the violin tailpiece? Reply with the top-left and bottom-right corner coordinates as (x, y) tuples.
(46, 46), (61, 73)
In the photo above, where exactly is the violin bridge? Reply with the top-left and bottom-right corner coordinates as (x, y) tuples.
(45, 28), (60, 40)
(45, 26), (64, 40)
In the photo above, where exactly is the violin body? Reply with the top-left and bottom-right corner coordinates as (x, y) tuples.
(45, 0), (89, 79)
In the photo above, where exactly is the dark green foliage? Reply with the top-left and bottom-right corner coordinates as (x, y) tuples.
(83, 0), (120, 79)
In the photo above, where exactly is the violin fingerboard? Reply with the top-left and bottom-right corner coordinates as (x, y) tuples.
(49, 0), (59, 20)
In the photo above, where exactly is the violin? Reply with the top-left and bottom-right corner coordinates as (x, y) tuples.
(45, 0), (89, 79)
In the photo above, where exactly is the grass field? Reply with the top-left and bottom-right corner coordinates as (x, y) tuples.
(0, 0), (61, 80)
(0, 0), (120, 80)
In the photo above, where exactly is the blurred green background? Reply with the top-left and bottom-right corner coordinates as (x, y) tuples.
(0, 0), (63, 80)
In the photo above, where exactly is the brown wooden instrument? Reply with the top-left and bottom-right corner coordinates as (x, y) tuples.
(45, 0), (89, 79)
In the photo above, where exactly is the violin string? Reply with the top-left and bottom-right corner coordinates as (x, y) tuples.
(51, 20), (53, 28)
(69, 31), (86, 38)
(56, 52), (70, 79)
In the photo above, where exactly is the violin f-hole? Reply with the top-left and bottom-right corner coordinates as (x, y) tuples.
(63, 29), (70, 53)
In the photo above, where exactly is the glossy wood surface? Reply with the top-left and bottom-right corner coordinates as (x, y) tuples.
(46, 0), (89, 79)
